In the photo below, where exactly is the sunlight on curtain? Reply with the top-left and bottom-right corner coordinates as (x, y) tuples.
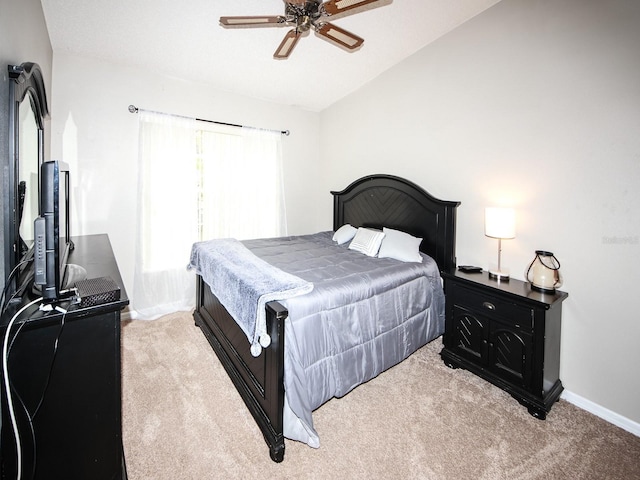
(132, 113), (286, 320)
(198, 124), (287, 240)
(132, 111), (198, 319)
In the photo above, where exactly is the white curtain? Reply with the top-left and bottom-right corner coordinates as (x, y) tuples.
(132, 111), (198, 319)
(131, 112), (286, 319)
(198, 123), (287, 240)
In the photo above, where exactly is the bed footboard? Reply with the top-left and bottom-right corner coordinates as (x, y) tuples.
(193, 275), (288, 462)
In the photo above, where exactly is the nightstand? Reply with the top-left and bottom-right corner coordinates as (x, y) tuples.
(440, 270), (568, 419)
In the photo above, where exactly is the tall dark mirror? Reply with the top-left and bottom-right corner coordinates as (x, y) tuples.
(3, 62), (49, 302)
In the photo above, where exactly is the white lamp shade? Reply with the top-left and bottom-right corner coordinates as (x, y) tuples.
(485, 207), (516, 239)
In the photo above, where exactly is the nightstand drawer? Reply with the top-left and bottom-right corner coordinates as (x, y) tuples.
(450, 284), (534, 329)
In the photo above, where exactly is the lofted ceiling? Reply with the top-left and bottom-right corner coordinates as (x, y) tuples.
(40, 0), (501, 111)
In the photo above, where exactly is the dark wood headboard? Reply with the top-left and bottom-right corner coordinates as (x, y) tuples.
(331, 174), (460, 273)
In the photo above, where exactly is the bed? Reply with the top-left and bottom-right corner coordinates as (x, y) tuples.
(191, 174), (460, 462)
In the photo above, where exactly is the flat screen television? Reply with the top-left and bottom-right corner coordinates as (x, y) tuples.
(33, 160), (74, 302)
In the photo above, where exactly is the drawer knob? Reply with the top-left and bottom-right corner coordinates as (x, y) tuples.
(482, 301), (496, 310)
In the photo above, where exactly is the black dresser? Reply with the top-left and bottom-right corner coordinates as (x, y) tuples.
(1, 234), (129, 479)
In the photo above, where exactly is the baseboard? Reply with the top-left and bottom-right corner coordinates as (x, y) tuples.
(561, 390), (640, 437)
(121, 306), (132, 322)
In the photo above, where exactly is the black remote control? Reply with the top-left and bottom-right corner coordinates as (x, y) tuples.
(458, 265), (483, 273)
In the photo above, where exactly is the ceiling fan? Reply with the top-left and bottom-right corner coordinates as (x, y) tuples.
(220, 0), (387, 59)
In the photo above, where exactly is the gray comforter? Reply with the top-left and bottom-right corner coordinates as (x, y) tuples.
(189, 238), (313, 357)
(242, 231), (445, 448)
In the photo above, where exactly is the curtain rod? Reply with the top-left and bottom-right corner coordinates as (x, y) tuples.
(128, 105), (290, 136)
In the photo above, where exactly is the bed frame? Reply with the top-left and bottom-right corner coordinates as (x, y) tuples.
(193, 174), (460, 462)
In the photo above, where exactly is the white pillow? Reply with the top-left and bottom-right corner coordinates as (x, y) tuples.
(348, 228), (386, 257)
(332, 224), (358, 245)
(377, 227), (423, 263)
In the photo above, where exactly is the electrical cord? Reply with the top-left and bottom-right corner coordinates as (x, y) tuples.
(32, 305), (67, 420)
(2, 296), (42, 480)
(2, 299), (71, 480)
(0, 259), (29, 316)
(12, 386), (37, 480)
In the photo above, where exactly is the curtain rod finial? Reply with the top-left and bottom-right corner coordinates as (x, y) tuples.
(128, 105), (138, 113)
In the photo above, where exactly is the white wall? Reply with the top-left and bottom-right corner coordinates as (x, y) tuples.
(320, 0), (640, 428)
(49, 53), (323, 305)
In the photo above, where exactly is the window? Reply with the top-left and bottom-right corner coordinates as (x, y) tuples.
(132, 111), (286, 319)
(196, 123), (286, 241)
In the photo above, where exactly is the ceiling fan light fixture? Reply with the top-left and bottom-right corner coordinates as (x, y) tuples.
(296, 15), (312, 32)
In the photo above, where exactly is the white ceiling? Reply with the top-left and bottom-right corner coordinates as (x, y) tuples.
(41, 0), (501, 112)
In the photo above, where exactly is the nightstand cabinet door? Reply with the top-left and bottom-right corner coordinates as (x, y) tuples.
(449, 305), (488, 364)
(488, 322), (533, 390)
(446, 289), (533, 391)
(440, 271), (568, 420)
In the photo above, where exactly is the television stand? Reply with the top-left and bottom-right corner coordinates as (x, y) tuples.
(0, 234), (129, 480)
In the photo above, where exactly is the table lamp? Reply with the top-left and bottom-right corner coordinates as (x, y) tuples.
(485, 207), (516, 280)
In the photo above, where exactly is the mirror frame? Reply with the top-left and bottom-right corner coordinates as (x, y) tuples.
(3, 62), (49, 297)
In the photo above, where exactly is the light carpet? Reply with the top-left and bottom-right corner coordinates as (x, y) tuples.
(121, 311), (640, 479)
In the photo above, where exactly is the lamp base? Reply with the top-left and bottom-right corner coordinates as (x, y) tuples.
(488, 268), (510, 281)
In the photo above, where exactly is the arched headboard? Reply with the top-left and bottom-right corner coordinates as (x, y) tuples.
(331, 174), (460, 273)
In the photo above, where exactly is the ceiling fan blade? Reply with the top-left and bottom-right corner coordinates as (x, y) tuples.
(322, 0), (381, 16)
(220, 16), (285, 27)
(316, 22), (364, 50)
(274, 30), (302, 59)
